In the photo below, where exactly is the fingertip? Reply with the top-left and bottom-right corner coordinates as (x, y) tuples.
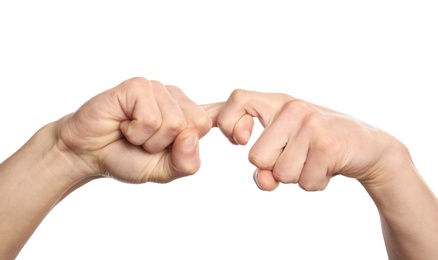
(171, 128), (201, 175)
(233, 114), (254, 145)
(120, 120), (146, 146)
(120, 120), (130, 137)
(253, 168), (279, 191)
(233, 129), (251, 146)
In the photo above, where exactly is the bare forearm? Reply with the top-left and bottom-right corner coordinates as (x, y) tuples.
(0, 121), (87, 259)
(361, 144), (438, 259)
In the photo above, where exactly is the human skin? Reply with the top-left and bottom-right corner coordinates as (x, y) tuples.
(203, 89), (438, 260)
(1, 83), (437, 259)
(0, 77), (212, 259)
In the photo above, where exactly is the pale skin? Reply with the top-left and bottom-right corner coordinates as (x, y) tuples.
(0, 79), (437, 259)
(204, 90), (438, 259)
(0, 77), (213, 259)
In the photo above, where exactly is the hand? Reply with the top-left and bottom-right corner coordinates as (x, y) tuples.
(203, 89), (405, 191)
(58, 77), (212, 183)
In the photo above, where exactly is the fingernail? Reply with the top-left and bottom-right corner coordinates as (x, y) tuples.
(253, 168), (262, 189)
(182, 134), (197, 151)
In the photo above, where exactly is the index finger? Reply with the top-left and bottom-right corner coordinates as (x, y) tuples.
(212, 89), (292, 144)
(201, 101), (254, 145)
(200, 102), (224, 128)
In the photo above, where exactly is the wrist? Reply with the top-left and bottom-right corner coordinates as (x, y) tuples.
(357, 136), (427, 212)
(357, 137), (438, 259)
(32, 120), (90, 190)
(55, 114), (102, 180)
(357, 136), (412, 190)
(0, 120), (93, 258)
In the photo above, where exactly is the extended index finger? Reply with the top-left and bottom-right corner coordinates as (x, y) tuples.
(200, 102), (225, 128)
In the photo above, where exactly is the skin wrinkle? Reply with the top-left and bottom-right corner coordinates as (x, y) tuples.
(1, 81), (437, 259)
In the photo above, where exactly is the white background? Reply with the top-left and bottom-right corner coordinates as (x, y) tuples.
(1, 1), (437, 259)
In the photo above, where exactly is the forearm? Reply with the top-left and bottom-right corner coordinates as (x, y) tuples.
(361, 143), (438, 259)
(0, 121), (90, 259)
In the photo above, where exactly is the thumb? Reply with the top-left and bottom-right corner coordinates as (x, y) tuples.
(253, 168), (279, 191)
(168, 128), (201, 179)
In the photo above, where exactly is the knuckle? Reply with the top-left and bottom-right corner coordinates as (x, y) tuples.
(150, 79), (165, 87)
(315, 135), (337, 156)
(183, 165), (200, 176)
(283, 99), (314, 116)
(165, 84), (182, 94)
(298, 175), (328, 191)
(303, 112), (328, 132)
(150, 80), (167, 93)
(298, 180), (321, 191)
(216, 89), (250, 136)
(228, 89), (249, 105)
(227, 89), (251, 107)
(141, 114), (162, 132)
(166, 85), (191, 104)
(174, 161), (200, 177)
(165, 117), (187, 136)
(248, 150), (271, 170)
(304, 113), (324, 129)
(125, 77), (151, 88)
(193, 114), (213, 136)
(319, 182), (328, 191)
(142, 142), (160, 154)
(272, 169), (299, 184)
(301, 114), (339, 156)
